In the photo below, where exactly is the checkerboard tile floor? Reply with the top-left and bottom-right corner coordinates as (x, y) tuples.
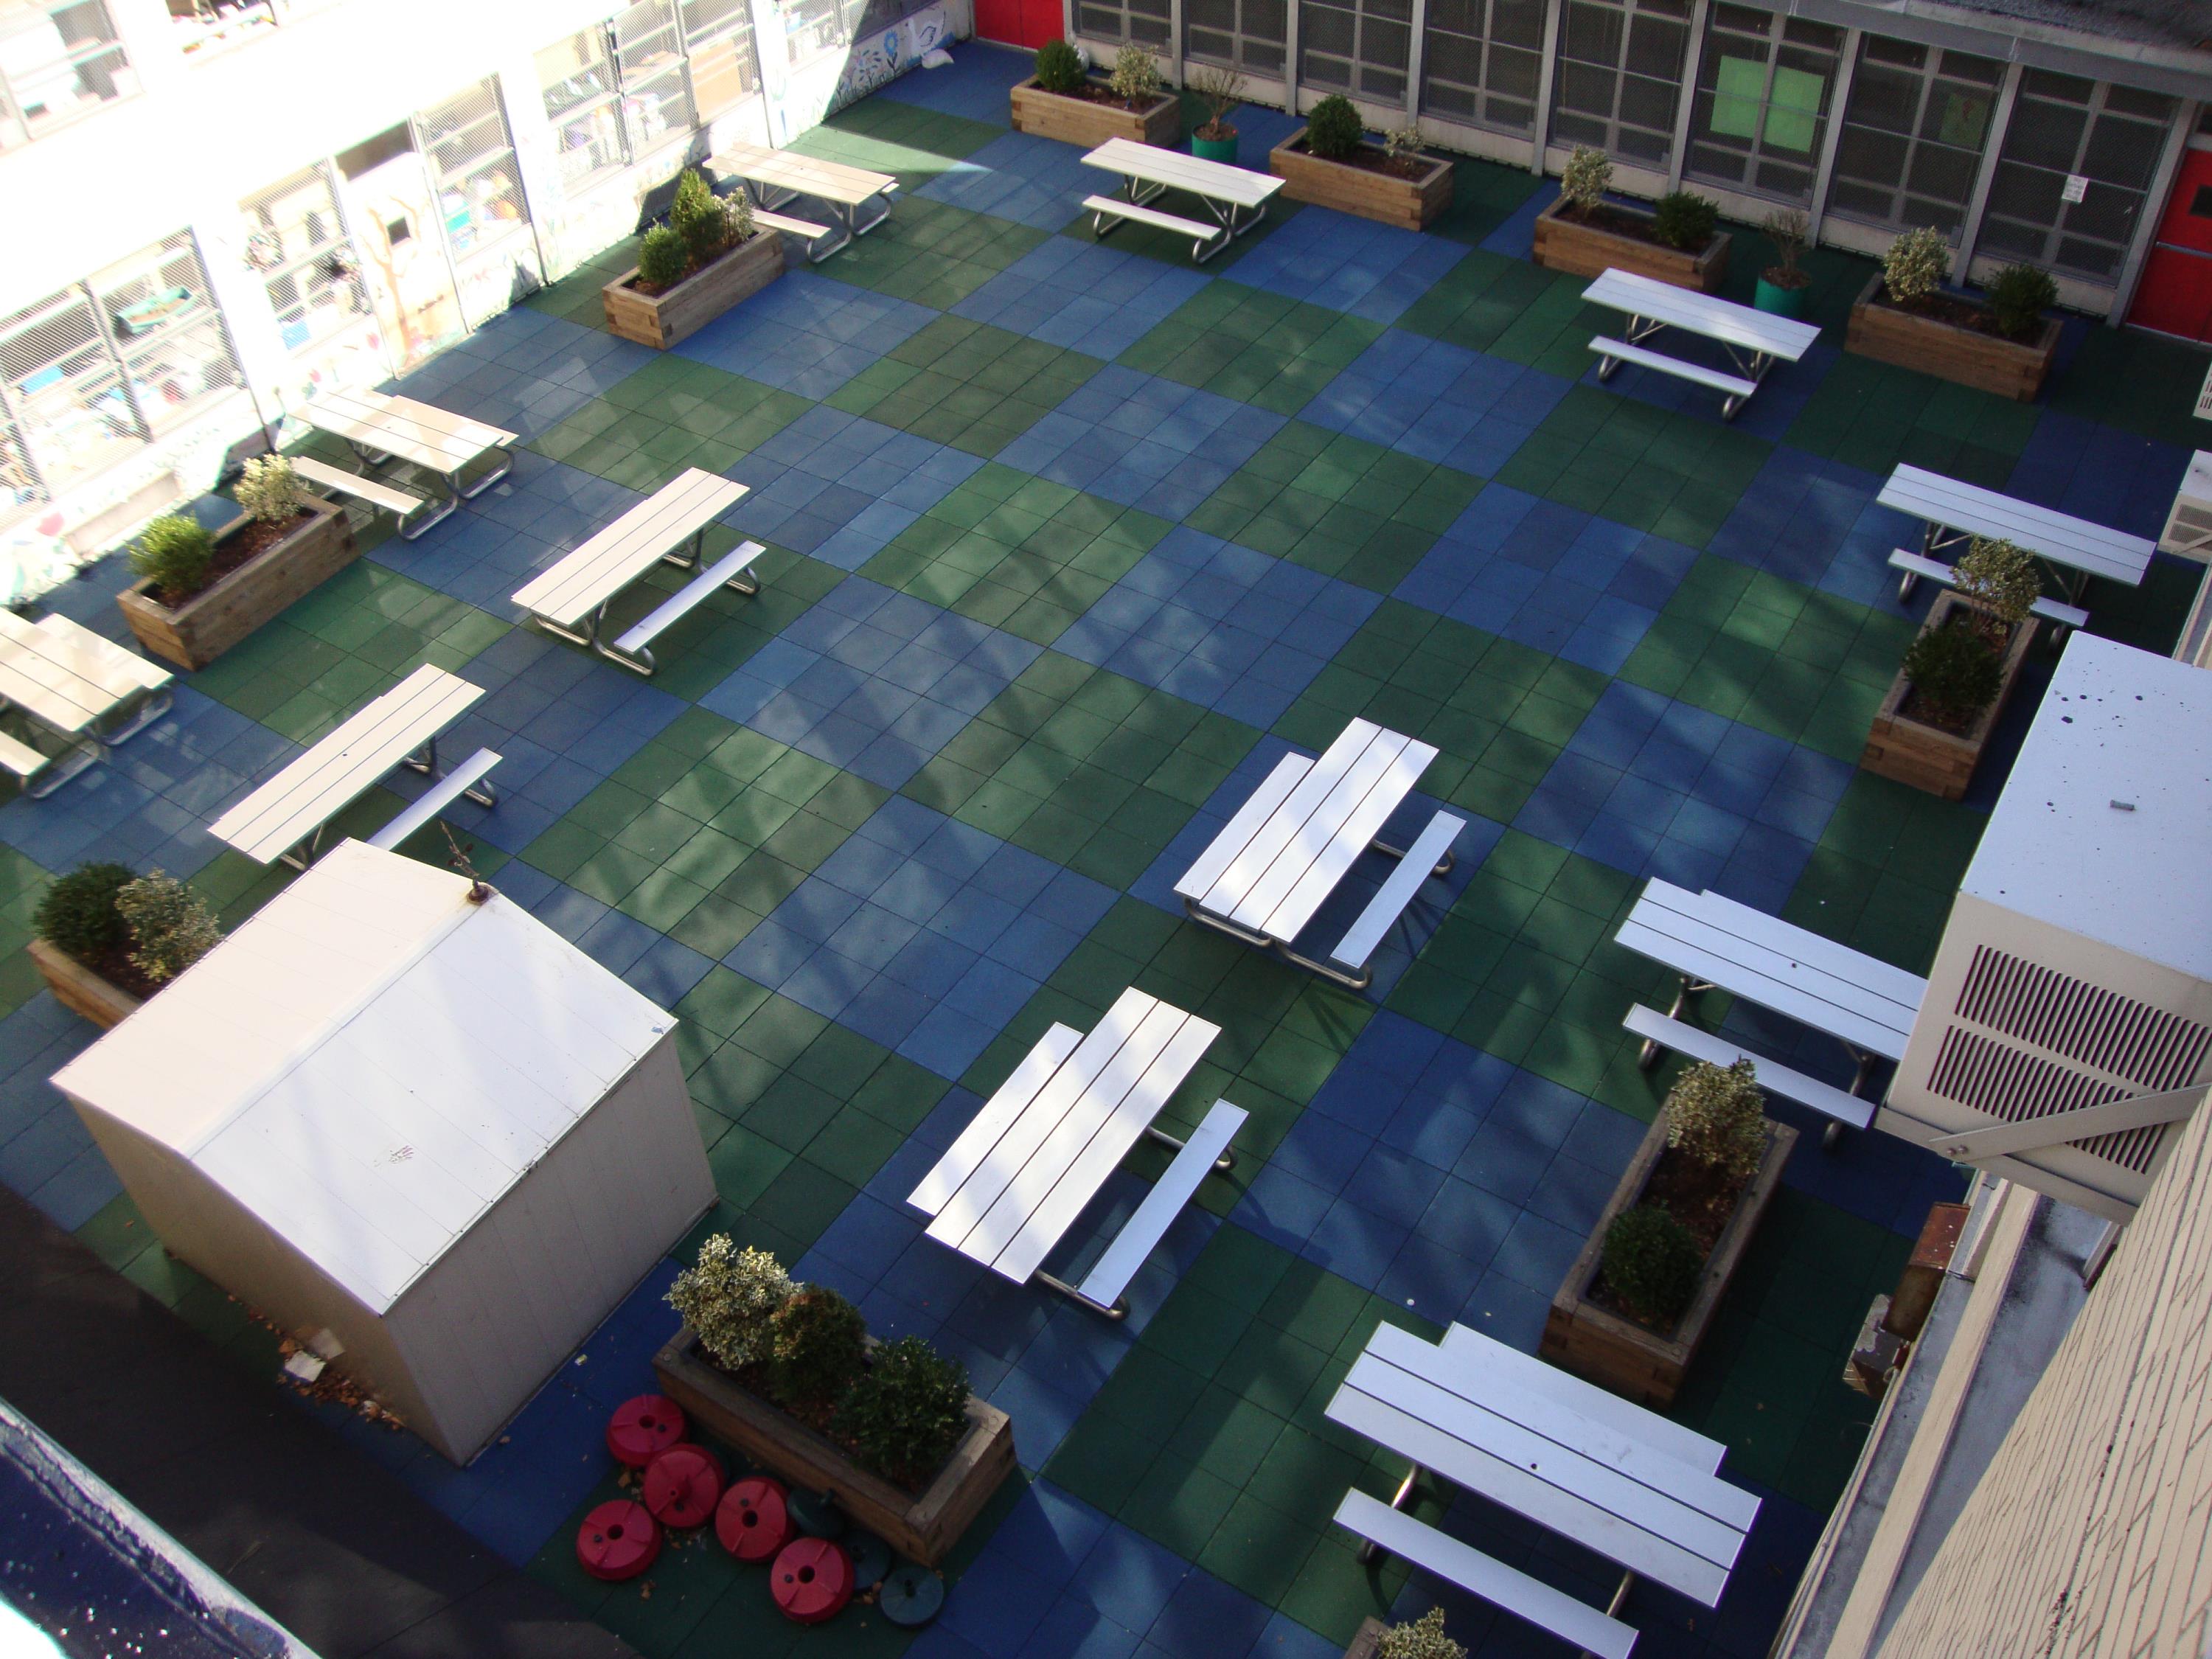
(2, 41), (2203, 1659)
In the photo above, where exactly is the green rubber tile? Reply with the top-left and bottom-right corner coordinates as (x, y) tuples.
(1396, 249), (1584, 362)
(1784, 351), (2034, 484)
(1429, 153), (1544, 246)
(815, 196), (1050, 308)
(2047, 321), (2212, 450)
(1060, 192), (1312, 274)
(1119, 282), (1385, 417)
(830, 314), (1100, 456)
(790, 96), (1004, 187)
(532, 361), (810, 490)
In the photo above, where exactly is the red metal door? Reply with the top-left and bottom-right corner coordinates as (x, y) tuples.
(2130, 147), (2212, 341)
(974, 0), (1061, 48)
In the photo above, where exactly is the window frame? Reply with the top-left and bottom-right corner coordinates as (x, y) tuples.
(1823, 35), (2004, 239)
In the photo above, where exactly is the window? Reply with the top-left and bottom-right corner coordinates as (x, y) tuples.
(0, 235), (243, 497)
(0, 0), (132, 147)
(782, 0), (915, 65)
(680, 0), (759, 119)
(1301, 0), (1412, 102)
(1826, 36), (2002, 237)
(1074, 0), (1166, 47)
(538, 26), (627, 192)
(1980, 72), (2175, 282)
(1682, 7), (1841, 202)
(416, 80), (526, 261)
(1, 410), (36, 516)
(1185, 0), (1284, 77)
(240, 162), (374, 359)
(1549, 0), (1691, 169)
(614, 0), (692, 145)
(1419, 0), (1544, 136)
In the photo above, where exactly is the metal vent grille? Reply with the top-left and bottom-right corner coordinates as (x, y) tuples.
(1958, 945), (2212, 1092)
(1927, 1027), (2161, 1172)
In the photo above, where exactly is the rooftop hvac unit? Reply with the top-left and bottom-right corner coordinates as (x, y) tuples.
(1879, 636), (2212, 1221)
(2160, 450), (2212, 562)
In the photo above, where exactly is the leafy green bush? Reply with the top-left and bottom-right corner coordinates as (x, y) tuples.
(670, 168), (728, 267)
(1956, 536), (2040, 628)
(836, 1336), (970, 1491)
(1652, 190), (1718, 253)
(1034, 37), (1085, 94)
(637, 226), (689, 290)
(131, 515), (215, 599)
(1903, 620), (2003, 728)
(35, 863), (133, 964)
(726, 180), (756, 243)
(1304, 94), (1363, 161)
(1883, 226), (1950, 305)
(1664, 1058), (1766, 1180)
(765, 1284), (867, 1415)
(114, 871), (221, 984)
(1986, 262), (2057, 341)
(1559, 146), (1610, 218)
(234, 455), (305, 525)
(1108, 42), (1160, 104)
(1378, 1607), (1465, 1659)
(1383, 125), (1425, 164)
(667, 1235), (795, 1371)
(1600, 1205), (1704, 1327)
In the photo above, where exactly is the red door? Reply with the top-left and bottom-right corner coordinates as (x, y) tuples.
(975, 0), (1062, 48)
(2130, 147), (2212, 341)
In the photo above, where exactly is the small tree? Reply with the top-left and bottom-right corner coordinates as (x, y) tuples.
(114, 871), (222, 985)
(1761, 208), (1809, 290)
(131, 515), (216, 602)
(1882, 226), (1950, 307)
(835, 1336), (970, 1492)
(234, 455), (306, 524)
(1377, 1607), (1466, 1659)
(667, 1235), (794, 1371)
(1034, 37), (1085, 94)
(1383, 125), (1425, 166)
(1955, 536), (2040, 630)
(1986, 262), (2057, 341)
(1902, 622), (2003, 729)
(1559, 146), (1611, 219)
(636, 225), (689, 291)
(1664, 1058), (1767, 1181)
(34, 863), (133, 964)
(1652, 190), (1718, 254)
(1109, 43), (1161, 106)
(1188, 62), (1244, 139)
(1304, 94), (1363, 161)
(669, 168), (728, 267)
(725, 180), (756, 244)
(764, 1284), (867, 1418)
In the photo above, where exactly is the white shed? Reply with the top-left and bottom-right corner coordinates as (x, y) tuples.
(50, 840), (714, 1463)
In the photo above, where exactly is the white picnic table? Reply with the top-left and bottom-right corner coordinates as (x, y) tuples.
(1583, 268), (1821, 420)
(510, 467), (757, 674)
(1327, 1321), (1759, 1658)
(303, 389), (518, 538)
(708, 142), (896, 260)
(208, 664), (493, 869)
(1175, 718), (1462, 990)
(907, 986), (1242, 1318)
(1080, 139), (1283, 262)
(0, 612), (173, 797)
(1877, 463), (2156, 605)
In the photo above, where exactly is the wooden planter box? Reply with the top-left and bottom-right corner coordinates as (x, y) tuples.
(1267, 133), (1454, 231)
(601, 230), (786, 350)
(653, 1329), (1015, 1565)
(116, 497), (355, 671)
(1540, 1108), (1798, 1409)
(1344, 1618), (1388, 1658)
(1531, 197), (1731, 293)
(29, 938), (142, 1029)
(1010, 77), (1180, 147)
(1844, 274), (2059, 401)
(1860, 591), (2041, 801)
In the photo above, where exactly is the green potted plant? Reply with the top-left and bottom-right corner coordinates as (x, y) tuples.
(115, 456), (355, 669)
(1542, 1058), (1795, 1407)
(1269, 94), (1454, 230)
(1755, 208), (1811, 317)
(1347, 1607), (1465, 1659)
(653, 1236), (1015, 1565)
(1845, 226), (2062, 399)
(29, 863), (223, 1028)
(1012, 38), (1181, 147)
(1863, 536), (2043, 799)
(1188, 62), (1245, 164)
(602, 167), (783, 350)
(1532, 150), (1731, 293)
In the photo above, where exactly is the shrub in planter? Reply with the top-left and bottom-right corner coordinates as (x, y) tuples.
(765, 1284), (867, 1418)
(1652, 189), (1719, 254)
(36, 863), (133, 965)
(1378, 1607), (1465, 1659)
(1986, 263), (2059, 343)
(1955, 535), (2040, 630)
(835, 1335), (971, 1491)
(1664, 1057), (1766, 1180)
(637, 226), (689, 292)
(1901, 621), (2003, 730)
(234, 455), (307, 524)
(667, 1236), (793, 1370)
(1034, 36), (1084, 94)
(35, 862), (222, 1000)
(1108, 43), (1160, 105)
(114, 872), (223, 984)
(1882, 226), (1950, 306)
(670, 168), (729, 268)
(1600, 1204), (1704, 1327)
(1305, 93), (1363, 161)
(1189, 61), (1244, 145)
(130, 515), (215, 605)
(1559, 145), (1610, 218)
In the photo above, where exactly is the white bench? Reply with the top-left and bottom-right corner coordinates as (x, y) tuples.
(367, 747), (501, 851)
(303, 389), (516, 538)
(1334, 1492), (1636, 1659)
(18, 613), (172, 744)
(1082, 194), (1226, 264)
(0, 609), (178, 797)
(292, 456), (434, 540)
(1074, 1098), (1245, 1310)
(1582, 269), (1820, 422)
(1877, 464), (2154, 607)
(753, 208), (832, 246)
(709, 143), (896, 261)
(0, 727), (64, 795)
(1623, 1004), (1876, 1135)
(1081, 138), (1284, 243)
(1329, 809), (1464, 976)
(908, 989), (1238, 1318)
(1885, 549), (2091, 634)
(607, 540), (767, 676)
(1590, 337), (1759, 418)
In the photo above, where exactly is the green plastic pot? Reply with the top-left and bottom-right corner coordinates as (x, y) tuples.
(1192, 130), (1239, 164)
(1754, 276), (1808, 317)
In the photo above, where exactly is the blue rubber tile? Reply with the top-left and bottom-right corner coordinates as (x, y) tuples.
(957, 238), (1212, 357)
(1304, 1197), (1412, 1284)
(1229, 209), (1470, 325)
(1146, 1567), (1273, 1659)
(1020, 371), (1285, 522)
(1414, 1174), (1517, 1267)
(1074, 1523), (1194, 1635)
(1024, 1596), (1147, 1659)
(1273, 1113), (1374, 1197)
(1228, 1163), (1336, 1250)
(995, 1481), (1115, 1590)
(1310, 330), (1571, 478)
(621, 933), (714, 1004)
(1342, 1143), (1450, 1229)
(1458, 1268), (1556, 1351)
(1487, 1208), (1585, 1295)
(919, 127), (1099, 230)
(1379, 1092), (1484, 1172)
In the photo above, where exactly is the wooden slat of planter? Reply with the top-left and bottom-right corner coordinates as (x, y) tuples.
(1843, 275), (2059, 402)
(602, 231), (786, 351)
(1861, 592), (2042, 800)
(1267, 136), (1453, 231)
(1011, 79), (1180, 147)
(116, 500), (356, 671)
(29, 938), (142, 1029)
(653, 1331), (1015, 1565)
(1531, 199), (1731, 294)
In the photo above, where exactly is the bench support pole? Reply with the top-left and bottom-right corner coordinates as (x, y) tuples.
(1144, 1121), (1235, 1173)
(92, 686), (173, 746)
(18, 733), (103, 801)
(1639, 975), (1715, 1066)
(1357, 1462), (1427, 1565)
(1032, 1270), (1127, 1321)
(402, 737), (498, 808)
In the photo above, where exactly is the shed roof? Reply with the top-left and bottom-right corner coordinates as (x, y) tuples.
(52, 842), (675, 1314)
(1964, 633), (2212, 982)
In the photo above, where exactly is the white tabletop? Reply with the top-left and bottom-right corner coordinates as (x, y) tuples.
(511, 467), (748, 629)
(909, 987), (1218, 1285)
(307, 389), (516, 478)
(1878, 465), (2154, 586)
(1582, 268), (1821, 362)
(1328, 1321), (1758, 1609)
(0, 611), (161, 734)
(1177, 719), (1439, 944)
(710, 142), (897, 205)
(209, 664), (484, 864)
(1082, 138), (1284, 209)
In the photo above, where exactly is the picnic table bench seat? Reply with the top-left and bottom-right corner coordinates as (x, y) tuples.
(291, 456), (435, 539)
(1886, 549), (2091, 633)
(1877, 464), (2154, 605)
(1082, 194), (1225, 262)
(1079, 139), (1285, 257)
(1622, 1004), (1877, 1132)
(0, 610), (175, 797)
(367, 747), (502, 852)
(1582, 269), (1820, 420)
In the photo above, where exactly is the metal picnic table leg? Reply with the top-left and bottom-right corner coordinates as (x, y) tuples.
(1031, 1270), (1127, 1320)
(1143, 1121), (1236, 1173)
(1357, 1462), (1427, 1564)
(1637, 973), (1715, 1068)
